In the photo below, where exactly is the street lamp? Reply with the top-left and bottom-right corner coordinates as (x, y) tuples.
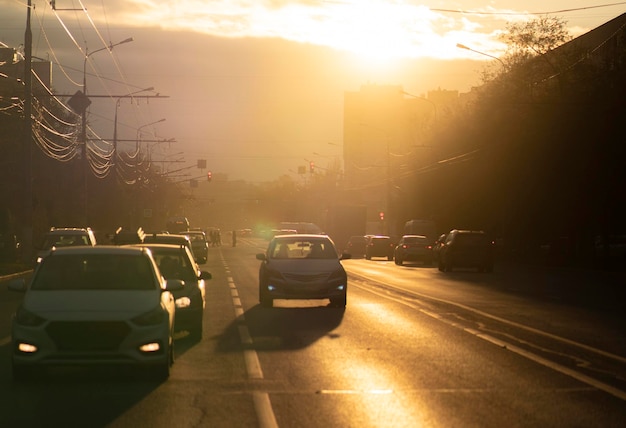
(113, 86), (154, 166)
(82, 37), (134, 150)
(80, 37), (133, 223)
(136, 118), (166, 151)
(456, 43), (505, 67)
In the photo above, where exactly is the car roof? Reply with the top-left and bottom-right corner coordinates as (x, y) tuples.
(402, 234), (427, 238)
(272, 233), (329, 239)
(48, 245), (147, 256)
(46, 227), (92, 235)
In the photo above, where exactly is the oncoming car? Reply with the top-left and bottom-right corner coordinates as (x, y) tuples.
(256, 234), (350, 308)
(8, 246), (183, 381)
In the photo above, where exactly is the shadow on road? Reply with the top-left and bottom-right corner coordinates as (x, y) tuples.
(217, 303), (345, 353)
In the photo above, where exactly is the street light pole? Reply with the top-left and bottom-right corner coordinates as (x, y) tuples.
(82, 37), (134, 159)
(113, 87), (154, 174)
(136, 118), (166, 151)
(456, 43), (505, 67)
(81, 37), (133, 223)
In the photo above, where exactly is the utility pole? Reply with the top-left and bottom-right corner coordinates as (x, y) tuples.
(22, 0), (33, 262)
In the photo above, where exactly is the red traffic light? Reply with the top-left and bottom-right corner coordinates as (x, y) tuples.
(207, 171), (212, 181)
(379, 211), (385, 220)
(309, 161), (315, 173)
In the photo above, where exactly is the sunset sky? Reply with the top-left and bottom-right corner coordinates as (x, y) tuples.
(2, 1), (625, 181)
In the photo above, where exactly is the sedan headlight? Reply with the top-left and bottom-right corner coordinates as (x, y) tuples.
(175, 297), (191, 309)
(131, 306), (166, 326)
(14, 307), (46, 327)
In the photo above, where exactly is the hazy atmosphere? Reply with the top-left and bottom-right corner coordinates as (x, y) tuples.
(2, 0), (625, 181)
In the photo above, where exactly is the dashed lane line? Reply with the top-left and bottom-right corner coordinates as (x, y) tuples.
(220, 252), (278, 428)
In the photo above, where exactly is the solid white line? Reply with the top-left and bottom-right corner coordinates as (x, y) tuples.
(0, 336), (10, 347)
(253, 392), (279, 428)
(474, 331), (626, 401)
(354, 281), (626, 402)
(350, 273), (626, 364)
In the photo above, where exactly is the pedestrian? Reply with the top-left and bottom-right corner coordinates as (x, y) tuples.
(232, 229), (237, 247)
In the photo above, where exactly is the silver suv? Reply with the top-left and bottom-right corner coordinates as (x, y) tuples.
(36, 227), (97, 264)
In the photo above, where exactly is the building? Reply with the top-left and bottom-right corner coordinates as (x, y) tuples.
(342, 84), (446, 235)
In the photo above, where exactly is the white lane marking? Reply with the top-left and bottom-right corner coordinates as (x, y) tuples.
(0, 336), (10, 346)
(253, 392), (279, 428)
(350, 273), (626, 364)
(353, 282), (626, 402)
(472, 330), (626, 402)
(220, 251), (277, 426)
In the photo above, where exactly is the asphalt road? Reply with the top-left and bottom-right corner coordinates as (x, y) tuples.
(0, 238), (624, 427)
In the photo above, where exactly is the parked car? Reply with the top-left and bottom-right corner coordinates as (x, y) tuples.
(365, 235), (394, 260)
(184, 230), (209, 264)
(131, 243), (211, 340)
(345, 235), (367, 258)
(8, 246), (183, 380)
(256, 234), (350, 308)
(437, 229), (495, 272)
(394, 235), (433, 266)
(35, 227), (97, 264)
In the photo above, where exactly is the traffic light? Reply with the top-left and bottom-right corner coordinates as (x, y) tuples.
(379, 211), (385, 221)
(207, 171), (212, 182)
(309, 161), (315, 174)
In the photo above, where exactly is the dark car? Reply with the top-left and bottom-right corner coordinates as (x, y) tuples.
(437, 229), (495, 272)
(432, 233), (447, 265)
(256, 234), (349, 308)
(345, 235), (367, 258)
(394, 235), (433, 266)
(131, 243), (212, 340)
(185, 230), (209, 264)
(365, 235), (394, 260)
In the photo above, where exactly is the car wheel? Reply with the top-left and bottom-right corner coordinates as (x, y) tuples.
(365, 254), (371, 260)
(438, 260), (444, 271)
(397, 257), (403, 265)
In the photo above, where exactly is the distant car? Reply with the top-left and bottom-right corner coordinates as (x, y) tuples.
(345, 235), (367, 258)
(131, 243), (211, 340)
(35, 227), (97, 264)
(8, 246), (183, 380)
(365, 235), (394, 260)
(437, 229), (495, 272)
(394, 235), (433, 266)
(256, 234), (350, 308)
(432, 233), (448, 265)
(184, 230), (209, 264)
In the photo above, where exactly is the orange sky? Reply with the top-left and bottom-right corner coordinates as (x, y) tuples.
(2, 1), (625, 181)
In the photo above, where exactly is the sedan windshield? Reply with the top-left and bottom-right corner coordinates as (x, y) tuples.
(270, 238), (337, 259)
(33, 254), (155, 291)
